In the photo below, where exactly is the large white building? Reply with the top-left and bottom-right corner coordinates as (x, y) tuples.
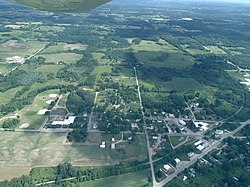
(52, 116), (76, 126)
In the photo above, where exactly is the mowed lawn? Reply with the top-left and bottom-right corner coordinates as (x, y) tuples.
(79, 169), (150, 187)
(18, 89), (60, 129)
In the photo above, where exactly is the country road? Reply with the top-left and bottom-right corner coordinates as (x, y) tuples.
(133, 67), (157, 186)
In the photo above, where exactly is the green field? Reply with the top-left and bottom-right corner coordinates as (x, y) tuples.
(39, 53), (82, 64)
(79, 169), (150, 187)
(163, 77), (204, 91)
(34, 64), (63, 73)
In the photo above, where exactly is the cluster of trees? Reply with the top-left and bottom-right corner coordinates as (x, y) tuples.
(0, 161), (150, 187)
(66, 90), (94, 114)
(142, 92), (186, 116)
(1, 118), (20, 129)
(68, 117), (88, 142)
(188, 137), (250, 186)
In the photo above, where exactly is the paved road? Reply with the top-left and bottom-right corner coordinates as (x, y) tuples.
(87, 91), (99, 130)
(156, 119), (250, 187)
(133, 67), (157, 186)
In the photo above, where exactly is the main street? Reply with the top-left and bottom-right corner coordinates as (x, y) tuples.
(156, 119), (250, 187)
(133, 67), (157, 186)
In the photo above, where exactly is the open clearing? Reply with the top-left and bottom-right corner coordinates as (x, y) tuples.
(79, 169), (150, 187)
(39, 53), (83, 64)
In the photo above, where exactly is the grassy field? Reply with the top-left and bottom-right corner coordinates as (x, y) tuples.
(18, 89), (60, 129)
(163, 77), (204, 91)
(132, 40), (178, 52)
(34, 64), (63, 73)
(79, 169), (150, 187)
(39, 53), (82, 64)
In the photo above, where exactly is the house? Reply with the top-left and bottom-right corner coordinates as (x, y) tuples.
(179, 120), (186, 126)
(163, 164), (171, 172)
(175, 158), (181, 165)
(100, 141), (106, 148)
(183, 176), (188, 181)
(188, 152), (194, 158)
(111, 143), (115, 149)
(215, 130), (223, 136)
(152, 136), (158, 140)
(194, 140), (203, 146)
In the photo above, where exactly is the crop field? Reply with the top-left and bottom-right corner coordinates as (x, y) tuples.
(0, 166), (31, 181)
(80, 169), (150, 187)
(39, 53), (83, 64)
(0, 132), (107, 167)
(18, 89), (60, 129)
(0, 132), (147, 171)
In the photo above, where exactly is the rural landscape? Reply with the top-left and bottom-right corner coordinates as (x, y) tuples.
(0, 0), (250, 186)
